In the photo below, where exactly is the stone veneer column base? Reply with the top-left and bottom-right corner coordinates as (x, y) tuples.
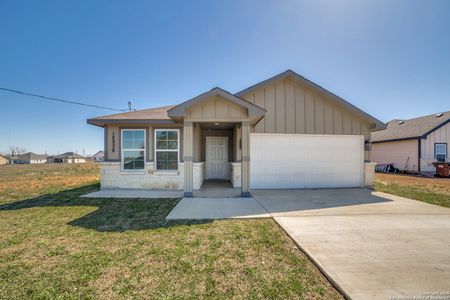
(100, 161), (205, 190)
(230, 162), (242, 188)
(364, 161), (377, 187)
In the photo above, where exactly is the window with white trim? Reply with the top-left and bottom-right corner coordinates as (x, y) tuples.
(435, 143), (447, 162)
(121, 129), (145, 170)
(155, 129), (179, 170)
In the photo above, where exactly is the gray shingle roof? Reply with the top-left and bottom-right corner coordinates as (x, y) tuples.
(52, 152), (85, 159)
(371, 110), (450, 142)
(87, 105), (176, 126)
(18, 152), (48, 160)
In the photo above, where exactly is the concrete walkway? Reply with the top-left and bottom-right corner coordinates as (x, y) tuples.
(166, 197), (270, 220)
(253, 189), (450, 300)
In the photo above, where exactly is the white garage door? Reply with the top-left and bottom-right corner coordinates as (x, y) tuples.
(250, 134), (364, 189)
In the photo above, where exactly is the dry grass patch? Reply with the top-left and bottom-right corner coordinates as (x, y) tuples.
(375, 173), (450, 208)
(376, 173), (450, 195)
(0, 163), (99, 204)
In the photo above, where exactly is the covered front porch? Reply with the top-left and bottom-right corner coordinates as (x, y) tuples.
(165, 88), (266, 198)
(183, 120), (251, 197)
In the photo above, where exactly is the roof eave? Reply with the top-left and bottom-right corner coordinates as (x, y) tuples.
(371, 136), (420, 143)
(87, 118), (177, 127)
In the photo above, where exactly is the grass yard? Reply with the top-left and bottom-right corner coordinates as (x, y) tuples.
(0, 164), (342, 299)
(375, 173), (450, 208)
(0, 163), (100, 204)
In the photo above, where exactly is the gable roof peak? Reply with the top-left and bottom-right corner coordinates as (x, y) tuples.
(167, 87), (266, 118)
(235, 69), (385, 130)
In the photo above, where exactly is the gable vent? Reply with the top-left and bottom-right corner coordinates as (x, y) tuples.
(398, 120), (405, 125)
(435, 113), (443, 117)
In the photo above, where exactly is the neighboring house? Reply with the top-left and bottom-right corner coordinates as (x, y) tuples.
(371, 111), (450, 173)
(0, 154), (8, 165)
(93, 151), (104, 162)
(4, 155), (17, 164)
(87, 70), (385, 196)
(15, 152), (48, 164)
(49, 152), (86, 163)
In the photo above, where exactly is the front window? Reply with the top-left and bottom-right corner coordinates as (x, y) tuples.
(155, 129), (179, 170)
(435, 143), (447, 162)
(121, 129), (145, 170)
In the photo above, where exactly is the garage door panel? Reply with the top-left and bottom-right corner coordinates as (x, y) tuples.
(250, 134), (363, 189)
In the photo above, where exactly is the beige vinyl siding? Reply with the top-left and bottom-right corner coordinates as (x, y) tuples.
(185, 95), (249, 122)
(0, 156), (8, 165)
(241, 77), (372, 160)
(371, 140), (419, 171)
(420, 121), (450, 171)
(241, 78), (371, 137)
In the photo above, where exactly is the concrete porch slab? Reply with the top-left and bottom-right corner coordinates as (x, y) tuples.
(166, 197), (271, 220)
(194, 181), (241, 198)
(81, 188), (183, 198)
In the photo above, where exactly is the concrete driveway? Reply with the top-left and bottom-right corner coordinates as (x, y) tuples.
(252, 189), (450, 300)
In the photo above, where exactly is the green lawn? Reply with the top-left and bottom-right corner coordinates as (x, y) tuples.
(0, 164), (342, 299)
(375, 182), (450, 208)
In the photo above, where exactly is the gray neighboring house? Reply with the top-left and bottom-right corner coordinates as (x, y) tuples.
(87, 69), (385, 196)
(371, 111), (450, 173)
(93, 151), (104, 162)
(15, 152), (48, 164)
(49, 152), (86, 164)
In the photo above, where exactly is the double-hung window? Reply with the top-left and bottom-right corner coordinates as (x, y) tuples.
(121, 129), (145, 170)
(435, 143), (447, 162)
(155, 129), (179, 171)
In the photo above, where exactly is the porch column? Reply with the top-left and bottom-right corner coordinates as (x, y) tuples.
(183, 121), (194, 197)
(241, 121), (251, 197)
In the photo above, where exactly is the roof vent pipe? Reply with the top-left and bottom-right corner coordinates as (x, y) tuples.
(398, 121), (405, 125)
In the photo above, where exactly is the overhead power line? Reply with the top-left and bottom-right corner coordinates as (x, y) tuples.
(0, 87), (128, 112)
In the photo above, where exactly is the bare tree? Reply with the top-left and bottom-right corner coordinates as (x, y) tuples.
(9, 146), (27, 156)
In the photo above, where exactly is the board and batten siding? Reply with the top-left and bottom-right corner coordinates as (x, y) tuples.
(240, 78), (371, 137)
(185, 95), (249, 122)
(421, 121), (450, 172)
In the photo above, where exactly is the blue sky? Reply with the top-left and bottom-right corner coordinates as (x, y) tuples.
(1, 0), (449, 155)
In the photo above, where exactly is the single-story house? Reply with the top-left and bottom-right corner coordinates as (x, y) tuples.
(0, 154), (8, 165)
(4, 155), (17, 164)
(49, 152), (86, 164)
(15, 152), (48, 164)
(93, 151), (104, 162)
(87, 70), (385, 197)
(371, 111), (450, 173)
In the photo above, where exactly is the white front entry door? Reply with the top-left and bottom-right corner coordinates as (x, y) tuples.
(206, 137), (228, 180)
